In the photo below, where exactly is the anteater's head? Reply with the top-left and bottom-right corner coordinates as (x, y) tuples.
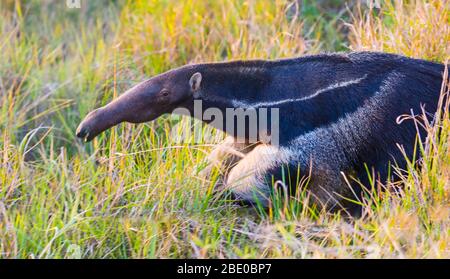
(76, 67), (202, 142)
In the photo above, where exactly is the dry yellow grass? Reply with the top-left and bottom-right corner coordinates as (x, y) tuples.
(349, 0), (450, 61)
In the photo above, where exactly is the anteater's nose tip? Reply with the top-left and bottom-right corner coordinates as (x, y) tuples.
(76, 126), (88, 138)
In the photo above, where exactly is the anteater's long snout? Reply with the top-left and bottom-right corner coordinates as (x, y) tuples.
(76, 90), (137, 142)
(76, 79), (161, 142)
(76, 106), (122, 142)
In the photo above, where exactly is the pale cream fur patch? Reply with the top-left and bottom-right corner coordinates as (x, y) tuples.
(226, 144), (293, 206)
(199, 136), (257, 179)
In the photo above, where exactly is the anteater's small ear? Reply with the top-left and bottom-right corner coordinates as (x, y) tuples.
(189, 72), (202, 93)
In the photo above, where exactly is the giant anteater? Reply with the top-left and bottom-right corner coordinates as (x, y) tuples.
(76, 51), (447, 212)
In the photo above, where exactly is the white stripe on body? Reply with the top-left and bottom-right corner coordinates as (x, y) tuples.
(231, 74), (368, 109)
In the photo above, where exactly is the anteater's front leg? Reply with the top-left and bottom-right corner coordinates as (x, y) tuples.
(225, 144), (292, 207)
(200, 136), (259, 183)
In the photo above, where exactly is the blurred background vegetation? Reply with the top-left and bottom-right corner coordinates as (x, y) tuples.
(0, 0), (448, 258)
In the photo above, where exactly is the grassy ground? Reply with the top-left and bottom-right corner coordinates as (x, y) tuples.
(0, 0), (449, 258)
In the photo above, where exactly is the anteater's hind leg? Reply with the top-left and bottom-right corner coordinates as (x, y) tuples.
(199, 136), (259, 187)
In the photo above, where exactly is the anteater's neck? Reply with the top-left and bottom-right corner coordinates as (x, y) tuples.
(180, 63), (269, 143)
(194, 62), (271, 108)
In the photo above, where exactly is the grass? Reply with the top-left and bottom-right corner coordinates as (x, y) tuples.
(0, 0), (449, 258)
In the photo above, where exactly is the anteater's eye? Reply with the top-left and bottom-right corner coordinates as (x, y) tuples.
(160, 89), (169, 97)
